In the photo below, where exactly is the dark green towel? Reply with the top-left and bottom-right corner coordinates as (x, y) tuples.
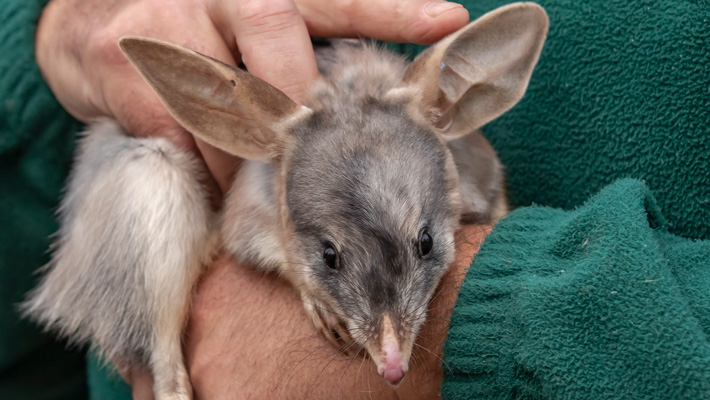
(0, 0), (86, 399)
(443, 179), (710, 399)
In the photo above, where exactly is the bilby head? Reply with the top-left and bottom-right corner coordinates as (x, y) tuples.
(285, 97), (461, 384)
(119, 2), (548, 385)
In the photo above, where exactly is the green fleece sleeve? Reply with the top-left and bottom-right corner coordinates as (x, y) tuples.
(442, 179), (710, 399)
(0, 1), (86, 399)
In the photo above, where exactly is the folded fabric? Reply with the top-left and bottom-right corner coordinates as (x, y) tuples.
(443, 179), (710, 399)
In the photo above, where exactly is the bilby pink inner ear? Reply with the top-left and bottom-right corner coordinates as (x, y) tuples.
(119, 36), (310, 162)
(398, 2), (549, 140)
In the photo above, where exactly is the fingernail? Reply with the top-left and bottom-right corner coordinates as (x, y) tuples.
(424, 1), (464, 18)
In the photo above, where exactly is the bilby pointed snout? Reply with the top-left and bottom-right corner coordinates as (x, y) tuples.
(372, 314), (410, 386)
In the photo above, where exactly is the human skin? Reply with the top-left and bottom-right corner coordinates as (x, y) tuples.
(35, 0), (475, 397)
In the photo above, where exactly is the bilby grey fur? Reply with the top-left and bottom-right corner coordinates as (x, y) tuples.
(22, 3), (547, 399)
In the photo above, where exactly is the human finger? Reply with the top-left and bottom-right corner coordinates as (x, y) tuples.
(295, 0), (470, 44)
(118, 363), (155, 400)
(213, 0), (319, 103)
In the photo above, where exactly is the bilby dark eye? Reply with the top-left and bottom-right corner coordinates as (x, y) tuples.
(323, 243), (339, 270)
(419, 228), (433, 258)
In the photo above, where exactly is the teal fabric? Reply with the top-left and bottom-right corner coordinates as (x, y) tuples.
(0, 0), (87, 399)
(86, 353), (131, 400)
(442, 179), (710, 399)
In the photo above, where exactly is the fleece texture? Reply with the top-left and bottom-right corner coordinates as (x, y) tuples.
(0, 1), (86, 399)
(392, 0), (710, 240)
(441, 179), (710, 399)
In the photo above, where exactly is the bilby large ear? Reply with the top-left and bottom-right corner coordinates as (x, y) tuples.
(119, 36), (308, 162)
(399, 2), (548, 140)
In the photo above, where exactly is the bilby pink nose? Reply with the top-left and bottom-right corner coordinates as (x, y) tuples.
(383, 365), (405, 385)
(381, 344), (406, 385)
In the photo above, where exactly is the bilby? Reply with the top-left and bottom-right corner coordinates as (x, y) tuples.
(22, 3), (548, 399)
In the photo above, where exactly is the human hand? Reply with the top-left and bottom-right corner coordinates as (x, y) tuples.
(181, 225), (490, 399)
(35, 0), (470, 396)
(35, 0), (469, 195)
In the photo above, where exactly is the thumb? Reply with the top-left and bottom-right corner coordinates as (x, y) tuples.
(217, 0), (319, 103)
(118, 363), (155, 400)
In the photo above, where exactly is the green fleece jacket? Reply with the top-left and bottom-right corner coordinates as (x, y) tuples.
(442, 179), (710, 399)
(1, 0), (708, 399)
